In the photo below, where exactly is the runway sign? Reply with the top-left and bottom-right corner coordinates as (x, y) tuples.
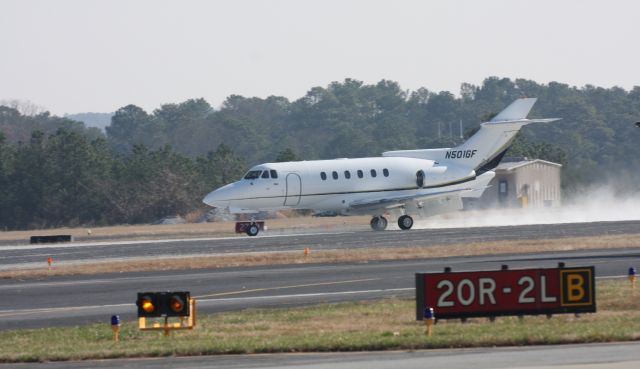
(415, 266), (595, 320)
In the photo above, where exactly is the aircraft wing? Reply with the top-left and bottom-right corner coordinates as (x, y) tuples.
(348, 187), (481, 215)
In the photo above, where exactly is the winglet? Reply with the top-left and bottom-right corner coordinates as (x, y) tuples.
(490, 98), (537, 122)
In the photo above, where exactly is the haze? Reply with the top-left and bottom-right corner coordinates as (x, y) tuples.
(420, 184), (640, 230)
(1, 0), (638, 115)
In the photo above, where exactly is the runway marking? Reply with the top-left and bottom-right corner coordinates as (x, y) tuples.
(0, 285), (401, 319)
(0, 303), (132, 318)
(197, 288), (413, 304)
(194, 278), (382, 298)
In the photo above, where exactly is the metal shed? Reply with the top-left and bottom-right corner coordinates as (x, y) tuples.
(470, 158), (562, 209)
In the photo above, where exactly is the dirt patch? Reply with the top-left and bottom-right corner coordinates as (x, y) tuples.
(4, 233), (640, 279)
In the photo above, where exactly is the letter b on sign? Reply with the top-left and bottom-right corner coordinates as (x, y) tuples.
(560, 269), (593, 306)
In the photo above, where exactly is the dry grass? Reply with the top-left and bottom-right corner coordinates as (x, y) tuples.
(1, 279), (638, 363)
(4, 233), (640, 279)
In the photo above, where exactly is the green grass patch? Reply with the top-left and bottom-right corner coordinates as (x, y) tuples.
(1, 279), (639, 363)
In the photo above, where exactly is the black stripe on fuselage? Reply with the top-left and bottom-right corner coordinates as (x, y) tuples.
(225, 176), (477, 202)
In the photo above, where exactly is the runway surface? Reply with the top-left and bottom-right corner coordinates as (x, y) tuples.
(1, 220), (639, 330)
(2, 221), (640, 368)
(2, 220), (639, 270)
(1, 247), (638, 330)
(5, 342), (640, 369)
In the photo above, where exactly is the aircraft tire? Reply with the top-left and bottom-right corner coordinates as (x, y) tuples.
(398, 215), (413, 230)
(246, 224), (260, 237)
(370, 216), (388, 231)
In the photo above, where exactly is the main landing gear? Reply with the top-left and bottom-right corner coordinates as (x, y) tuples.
(398, 215), (414, 230)
(370, 216), (388, 231)
(370, 215), (414, 231)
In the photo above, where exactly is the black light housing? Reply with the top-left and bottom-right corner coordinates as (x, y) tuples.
(136, 291), (191, 317)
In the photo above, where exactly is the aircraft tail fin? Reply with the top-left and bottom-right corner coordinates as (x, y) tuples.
(447, 98), (560, 172)
(382, 98), (560, 172)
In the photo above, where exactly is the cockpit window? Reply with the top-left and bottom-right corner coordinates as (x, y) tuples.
(270, 170), (278, 179)
(244, 170), (262, 180)
(261, 170), (270, 179)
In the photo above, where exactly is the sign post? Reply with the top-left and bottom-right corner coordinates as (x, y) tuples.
(416, 266), (596, 320)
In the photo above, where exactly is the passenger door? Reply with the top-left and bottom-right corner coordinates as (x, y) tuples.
(284, 173), (302, 206)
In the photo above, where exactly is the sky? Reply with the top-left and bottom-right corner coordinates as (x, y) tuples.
(0, 0), (638, 115)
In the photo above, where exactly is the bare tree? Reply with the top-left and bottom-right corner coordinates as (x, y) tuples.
(0, 99), (47, 116)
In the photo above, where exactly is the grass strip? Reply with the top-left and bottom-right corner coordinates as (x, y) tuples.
(1, 279), (639, 363)
(4, 233), (640, 279)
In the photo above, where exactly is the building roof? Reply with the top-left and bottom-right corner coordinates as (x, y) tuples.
(495, 159), (563, 171)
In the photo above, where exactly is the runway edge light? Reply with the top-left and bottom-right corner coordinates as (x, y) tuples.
(424, 307), (435, 336)
(629, 267), (637, 289)
(111, 315), (120, 342)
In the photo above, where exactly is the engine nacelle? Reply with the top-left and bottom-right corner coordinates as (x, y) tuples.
(416, 170), (425, 187)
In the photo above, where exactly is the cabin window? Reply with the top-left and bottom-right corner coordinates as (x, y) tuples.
(320, 172), (327, 180)
(344, 170), (351, 179)
(383, 168), (389, 177)
(270, 170), (278, 179)
(370, 169), (377, 178)
(244, 170), (262, 180)
(261, 170), (270, 179)
(357, 170), (363, 178)
(332, 171), (339, 180)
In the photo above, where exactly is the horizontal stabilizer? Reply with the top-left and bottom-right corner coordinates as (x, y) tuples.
(486, 118), (561, 125)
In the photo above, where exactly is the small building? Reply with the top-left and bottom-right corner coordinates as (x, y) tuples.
(469, 158), (562, 209)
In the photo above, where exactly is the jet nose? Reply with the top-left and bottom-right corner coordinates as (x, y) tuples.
(202, 183), (235, 208)
(202, 191), (221, 207)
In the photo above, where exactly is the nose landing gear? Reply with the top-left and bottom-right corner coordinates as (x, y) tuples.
(246, 223), (260, 236)
(370, 216), (388, 231)
(235, 221), (265, 236)
(398, 215), (414, 230)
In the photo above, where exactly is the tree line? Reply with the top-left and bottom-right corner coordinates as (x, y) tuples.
(0, 126), (249, 229)
(1, 76), (639, 229)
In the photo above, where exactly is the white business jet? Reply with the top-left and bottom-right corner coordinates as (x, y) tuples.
(203, 98), (559, 236)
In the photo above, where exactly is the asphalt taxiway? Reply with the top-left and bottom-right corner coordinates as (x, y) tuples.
(2, 220), (639, 270)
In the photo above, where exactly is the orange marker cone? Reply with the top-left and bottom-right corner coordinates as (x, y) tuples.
(47, 256), (52, 268)
(304, 247), (310, 257)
